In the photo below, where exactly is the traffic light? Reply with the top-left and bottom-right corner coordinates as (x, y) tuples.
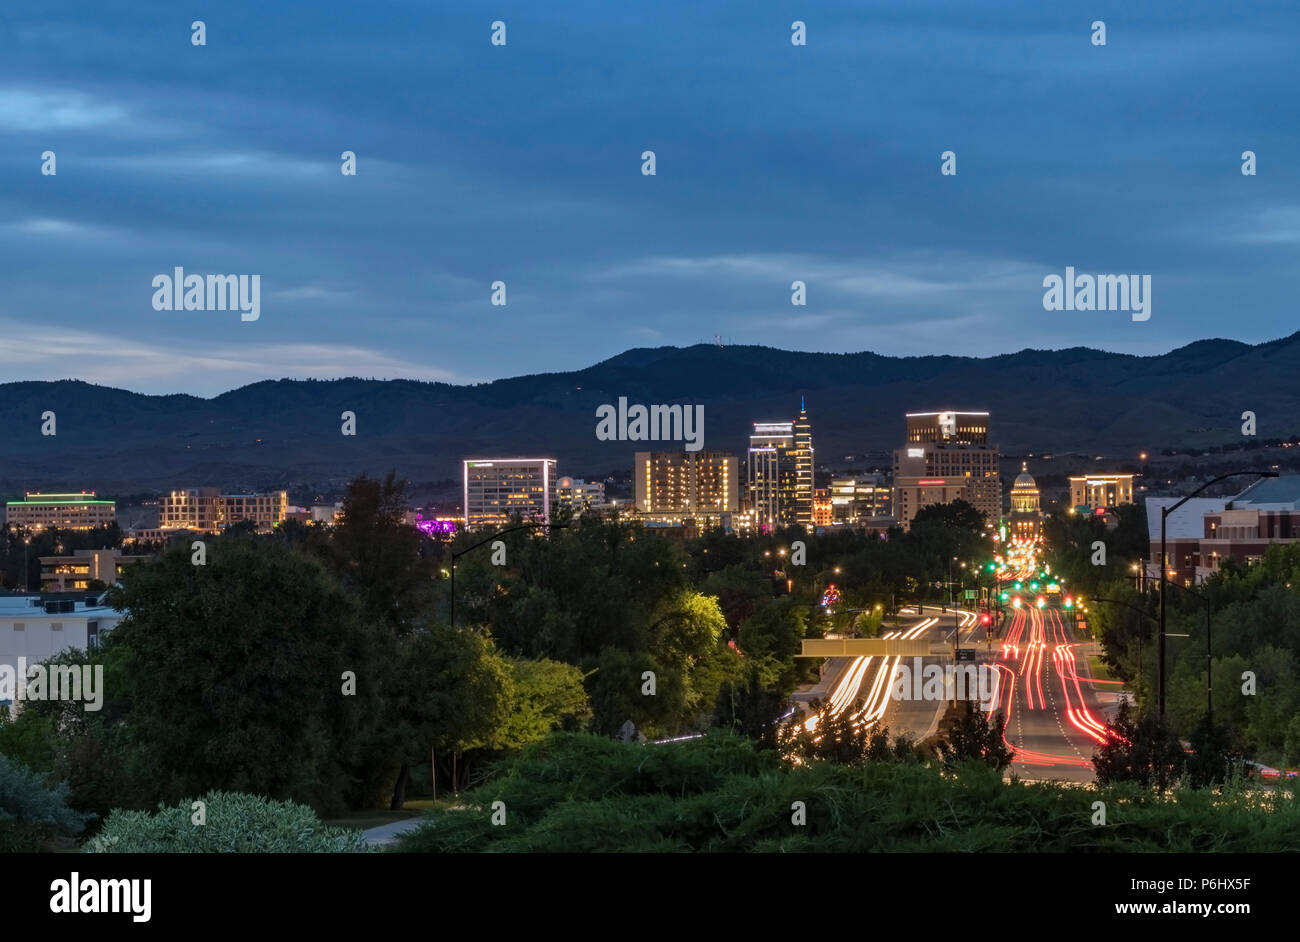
(1064, 597), (1073, 609)
(1036, 596), (1046, 608)
(980, 612), (991, 625)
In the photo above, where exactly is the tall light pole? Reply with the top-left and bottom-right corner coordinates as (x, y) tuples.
(1158, 470), (1276, 717)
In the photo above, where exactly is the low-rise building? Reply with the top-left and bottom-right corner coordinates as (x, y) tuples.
(0, 593), (125, 710)
(1069, 473), (1135, 510)
(39, 549), (150, 592)
(5, 493), (116, 531)
(161, 488), (288, 534)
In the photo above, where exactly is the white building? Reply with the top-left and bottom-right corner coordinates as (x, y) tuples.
(0, 594), (124, 709)
(463, 458), (557, 529)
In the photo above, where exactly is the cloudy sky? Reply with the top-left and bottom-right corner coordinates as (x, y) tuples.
(1, 1), (1296, 394)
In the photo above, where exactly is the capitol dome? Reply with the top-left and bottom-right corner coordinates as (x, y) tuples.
(1013, 463), (1036, 489)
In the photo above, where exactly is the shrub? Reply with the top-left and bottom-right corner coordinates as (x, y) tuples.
(83, 791), (369, 853)
(0, 754), (91, 852)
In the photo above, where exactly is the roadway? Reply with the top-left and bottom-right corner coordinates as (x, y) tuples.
(994, 602), (1118, 783)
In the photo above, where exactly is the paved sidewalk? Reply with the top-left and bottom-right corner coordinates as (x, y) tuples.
(360, 817), (426, 847)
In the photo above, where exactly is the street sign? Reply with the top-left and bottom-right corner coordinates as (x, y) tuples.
(956, 648), (977, 662)
(963, 589), (978, 599)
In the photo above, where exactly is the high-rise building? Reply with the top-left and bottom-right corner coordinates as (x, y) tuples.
(745, 399), (814, 530)
(161, 488), (288, 533)
(1069, 473), (1135, 510)
(793, 400), (815, 528)
(635, 451), (738, 526)
(747, 422), (793, 530)
(1008, 463), (1042, 539)
(5, 493), (116, 531)
(892, 411), (1000, 528)
(463, 459), (556, 530)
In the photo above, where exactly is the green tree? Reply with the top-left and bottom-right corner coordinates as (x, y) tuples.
(102, 536), (380, 814)
(938, 703), (1014, 772)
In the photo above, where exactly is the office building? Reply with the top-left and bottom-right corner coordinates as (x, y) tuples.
(793, 401), (815, 527)
(161, 488), (288, 533)
(1069, 473), (1135, 510)
(893, 477), (972, 528)
(5, 493), (116, 531)
(39, 549), (150, 592)
(830, 475), (892, 524)
(463, 459), (556, 529)
(1148, 475), (1300, 586)
(747, 421), (793, 530)
(893, 411), (1000, 528)
(745, 399), (815, 530)
(635, 451), (738, 526)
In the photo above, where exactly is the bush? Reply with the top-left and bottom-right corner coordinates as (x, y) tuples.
(83, 791), (370, 853)
(0, 754), (91, 852)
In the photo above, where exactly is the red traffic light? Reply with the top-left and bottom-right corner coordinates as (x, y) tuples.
(980, 612), (991, 625)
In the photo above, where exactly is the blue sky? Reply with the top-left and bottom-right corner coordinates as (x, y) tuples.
(1, 1), (1296, 394)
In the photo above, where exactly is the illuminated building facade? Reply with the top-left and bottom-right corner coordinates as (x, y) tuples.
(892, 411), (1000, 527)
(830, 475), (891, 524)
(556, 477), (606, 517)
(39, 549), (149, 591)
(463, 459), (556, 529)
(893, 477), (971, 530)
(1069, 473), (1134, 510)
(161, 488), (288, 533)
(1008, 463), (1042, 539)
(793, 401), (815, 528)
(635, 451), (738, 526)
(812, 488), (833, 527)
(5, 493), (116, 531)
(747, 421), (793, 530)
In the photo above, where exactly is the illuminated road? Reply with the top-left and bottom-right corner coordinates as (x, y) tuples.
(808, 608), (984, 741)
(994, 603), (1120, 782)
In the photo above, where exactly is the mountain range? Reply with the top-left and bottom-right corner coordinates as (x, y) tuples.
(2, 334), (1298, 500)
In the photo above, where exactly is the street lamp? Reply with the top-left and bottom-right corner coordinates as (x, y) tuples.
(1158, 470), (1276, 717)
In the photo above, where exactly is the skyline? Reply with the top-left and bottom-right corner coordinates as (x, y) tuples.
(1, 2), (1297, 395)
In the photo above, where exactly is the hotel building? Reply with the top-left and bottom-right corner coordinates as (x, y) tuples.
(160, 488), (289, 534)
(1069, 473), (1135, 510)
(892, 411), (1001, 528)
(5, 493), (116, 531)
(635, 451), (738, 526)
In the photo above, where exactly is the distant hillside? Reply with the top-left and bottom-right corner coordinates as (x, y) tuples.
(1, 334), (1296, 497)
